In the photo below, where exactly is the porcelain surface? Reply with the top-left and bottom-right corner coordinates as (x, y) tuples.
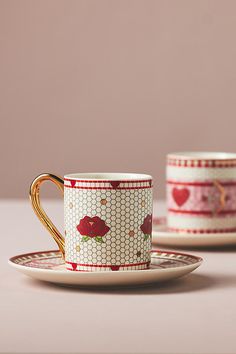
(9, 249), (202, 287)
(153, 217), (236, 247)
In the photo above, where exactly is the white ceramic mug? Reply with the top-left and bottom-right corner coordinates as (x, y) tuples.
(30, 173), (153, 271)
(167, 152), (236, 233)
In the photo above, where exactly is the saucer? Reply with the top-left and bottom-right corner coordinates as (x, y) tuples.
(153, 217), (236, 247)
(9, 250), (202, 287)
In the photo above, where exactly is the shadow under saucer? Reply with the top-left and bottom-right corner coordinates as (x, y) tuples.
(23, 272), (219, 295)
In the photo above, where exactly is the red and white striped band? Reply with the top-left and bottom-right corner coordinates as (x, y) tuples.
(167, 159), (236, 168)
(64, 178), (152, 190)
(66, 260), (150, 272)
(168, 227), (236, 234)
(168, 209), (236, 216)
(167, 180), (236, 187)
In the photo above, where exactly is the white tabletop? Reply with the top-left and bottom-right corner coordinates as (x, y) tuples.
(1, 200), (236, 354)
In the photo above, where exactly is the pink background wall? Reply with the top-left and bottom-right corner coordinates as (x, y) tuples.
(1, 0), (236, 198)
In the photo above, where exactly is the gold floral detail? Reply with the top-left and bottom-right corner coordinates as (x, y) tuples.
(129, 230), (135, 237)
(141, 200), (146, 207)
(76, 244), (80, 252)
(136, 251), (141, 257)
(69, 202), (73, 209)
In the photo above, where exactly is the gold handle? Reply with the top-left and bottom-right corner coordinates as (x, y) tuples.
(29, 173), (65, 257)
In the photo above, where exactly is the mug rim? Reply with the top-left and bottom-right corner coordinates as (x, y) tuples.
(64, 172), (152, 181)
(168, 152), (236, 161)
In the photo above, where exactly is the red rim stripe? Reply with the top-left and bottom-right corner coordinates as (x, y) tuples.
(10, 250), (59, 262)
(64, 178), (152, 184)
(66, 260), (149, 268)
(66, 268), (91, 272)
(167, 160), (236, 168)
(23, 256), (60, 265)
(150, 249), (202, 261)
(167, 180), (236, 187)
(65, 267), (149, 272)
(168, 227), (236, 234)
(168, 208), (236, 215)
(64, 185), (152, 190)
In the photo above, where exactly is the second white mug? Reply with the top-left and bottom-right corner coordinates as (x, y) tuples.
(167, 152), (236, 233)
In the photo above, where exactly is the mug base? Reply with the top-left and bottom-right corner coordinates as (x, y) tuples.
(66, 261), (150, 272)
(167, 213), (236, 234)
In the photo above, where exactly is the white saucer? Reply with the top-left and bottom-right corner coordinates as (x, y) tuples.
(153, 218), (236, 247)
(9, 250), (202, 287)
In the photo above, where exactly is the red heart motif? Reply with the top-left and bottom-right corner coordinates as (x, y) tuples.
(70, 180), (76, 187)
(110, 265), (120, 271)
(71, 262), (77, 271)
(172, 188), (190, 207)
(110, 181), (121, 189)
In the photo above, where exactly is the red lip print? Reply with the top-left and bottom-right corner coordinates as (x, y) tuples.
(172, 188), (190, 207)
